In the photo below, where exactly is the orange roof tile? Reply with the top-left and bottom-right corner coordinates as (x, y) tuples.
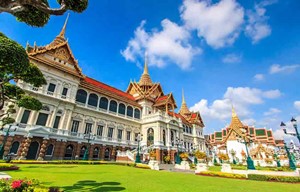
(83, 77), (136, 101)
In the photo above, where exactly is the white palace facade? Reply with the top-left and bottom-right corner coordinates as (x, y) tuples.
(0, 17), (205, 162)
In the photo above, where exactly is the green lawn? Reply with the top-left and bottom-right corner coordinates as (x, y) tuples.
(6, 164), (300, 192)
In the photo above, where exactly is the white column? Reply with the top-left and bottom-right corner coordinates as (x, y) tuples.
(15, 107), (24, 123)
(47, 108), (58, 127)
(65, 110), (73, 130)
(28, 111), (38, 125)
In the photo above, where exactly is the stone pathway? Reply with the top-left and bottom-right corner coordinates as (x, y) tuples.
(0, 172), (11, 179)
(159, 164), (194, 174)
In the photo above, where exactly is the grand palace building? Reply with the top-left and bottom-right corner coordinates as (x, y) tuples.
(0, 17), (205, 162)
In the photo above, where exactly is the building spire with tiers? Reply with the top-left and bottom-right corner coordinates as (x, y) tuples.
(50, 13), (70, 46)
(139, 52), (153, 86)
(58, 13), (69, 38)
(179, 89), (190, 115)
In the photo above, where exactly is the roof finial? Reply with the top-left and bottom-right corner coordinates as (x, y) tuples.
(143, 51), (149, 75)
(58, 13), (70, 38)
(139, 51), (153, 86)
(179, 88), (190, 115)
(231, 104), (237, 117)
(182, 88), (186, 104)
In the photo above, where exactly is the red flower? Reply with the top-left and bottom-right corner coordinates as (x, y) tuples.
(11, 180), (23, 189)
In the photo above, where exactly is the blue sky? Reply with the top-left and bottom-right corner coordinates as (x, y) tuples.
(1, 0), (300, 142)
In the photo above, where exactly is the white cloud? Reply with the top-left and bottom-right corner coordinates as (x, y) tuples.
(121, 19), (201, 70)
(264, 108), (281, 116)
(294, 101), (300, 111)
(254, 74), (264, 81)
(222, 53), (241, 64)
(180, 0), (244, 48)
(262, 89), (281, 99)
(242, 118), (256, 126)
(269, 64), (300, 74)
(190, 87), (282, 121)
(245, 0), (275, 43)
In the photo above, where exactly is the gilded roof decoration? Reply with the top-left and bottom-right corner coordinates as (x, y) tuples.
(179, 89), (191, 116)
(26, 14), (83, 78)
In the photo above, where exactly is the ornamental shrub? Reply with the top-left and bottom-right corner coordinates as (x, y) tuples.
(0, 163), (19, 171)
(248, 174), (300, 183)
(0, 178), (58, 192)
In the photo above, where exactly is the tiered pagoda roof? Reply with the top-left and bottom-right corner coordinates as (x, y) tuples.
(207, 108), (276, 145)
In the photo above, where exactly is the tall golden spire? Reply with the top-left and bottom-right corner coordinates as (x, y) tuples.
(179, 89), (190, 115)
(50, 14), (69, 46)
(229, 105), (244, 135)
(139, 52), (153, 86)
(58, 13), (70, 38)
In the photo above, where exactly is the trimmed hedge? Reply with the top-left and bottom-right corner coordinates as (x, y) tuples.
(135, 163), (151, 169)
(0, 163), (19, 171)
(248, 174), (300, 183)
(197, 171), (246, 179)
(11, 160), (135, 166)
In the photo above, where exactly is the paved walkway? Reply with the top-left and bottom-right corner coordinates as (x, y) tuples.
(0, 172), (11, 179)
(159, 164), (194, 174)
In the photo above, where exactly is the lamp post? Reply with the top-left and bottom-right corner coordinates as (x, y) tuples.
(174, 137), (183, 164)
(280, 117), (300, 144)
(82, 132), (95, 161)
(283, 142), (296, 170)
(135, 133), (142, 163)
(237, 128), (255, 170)
(0, 124), (17, 159)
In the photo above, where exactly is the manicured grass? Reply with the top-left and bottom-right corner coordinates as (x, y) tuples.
(7, 164), (300, 192)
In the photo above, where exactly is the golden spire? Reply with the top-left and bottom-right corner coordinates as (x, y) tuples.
(49, 14), (69, 46)
(232, 104), (237, 117)
(139, 52), (153, 86)
(58, 13), (69, 38)
(229, 104), (244, 136)
(179, 89), (190, 115)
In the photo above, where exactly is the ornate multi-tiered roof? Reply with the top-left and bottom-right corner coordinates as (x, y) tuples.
(207, 107), (275, 146)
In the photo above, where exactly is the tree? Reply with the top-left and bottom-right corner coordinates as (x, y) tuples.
(0, 32), (47, 127)
(0, 0), (88, 27)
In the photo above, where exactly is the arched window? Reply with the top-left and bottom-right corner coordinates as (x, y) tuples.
(45, 144), (54, 156)
(109, 100), (117, 112)
(93, 147), (99, 159)
(147, 128), (154, 146)
(9, 141), (20, 154)
(134, 109), (140, 119)
(80, 146), (87, 158)
(118, 103), (126, 115)
(88, 93), (98, 107)
(127, 106), (133, 117)
(99, 97), (108, 110)
(64, 145), (74, 160)
(76, 89), (87, 104)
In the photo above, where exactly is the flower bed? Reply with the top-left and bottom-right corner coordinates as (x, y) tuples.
(0, 163), (19, 171)
(0, 178), (61, 192)
(197, 171), (246, 179)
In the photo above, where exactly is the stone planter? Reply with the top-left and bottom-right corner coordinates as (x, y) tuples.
(195, 163), (207, 174)
(148, 160), (159, 170)
(197, 158), (205, 163)
(221, 163), (232, 173)
(175, 160), (190, 170)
